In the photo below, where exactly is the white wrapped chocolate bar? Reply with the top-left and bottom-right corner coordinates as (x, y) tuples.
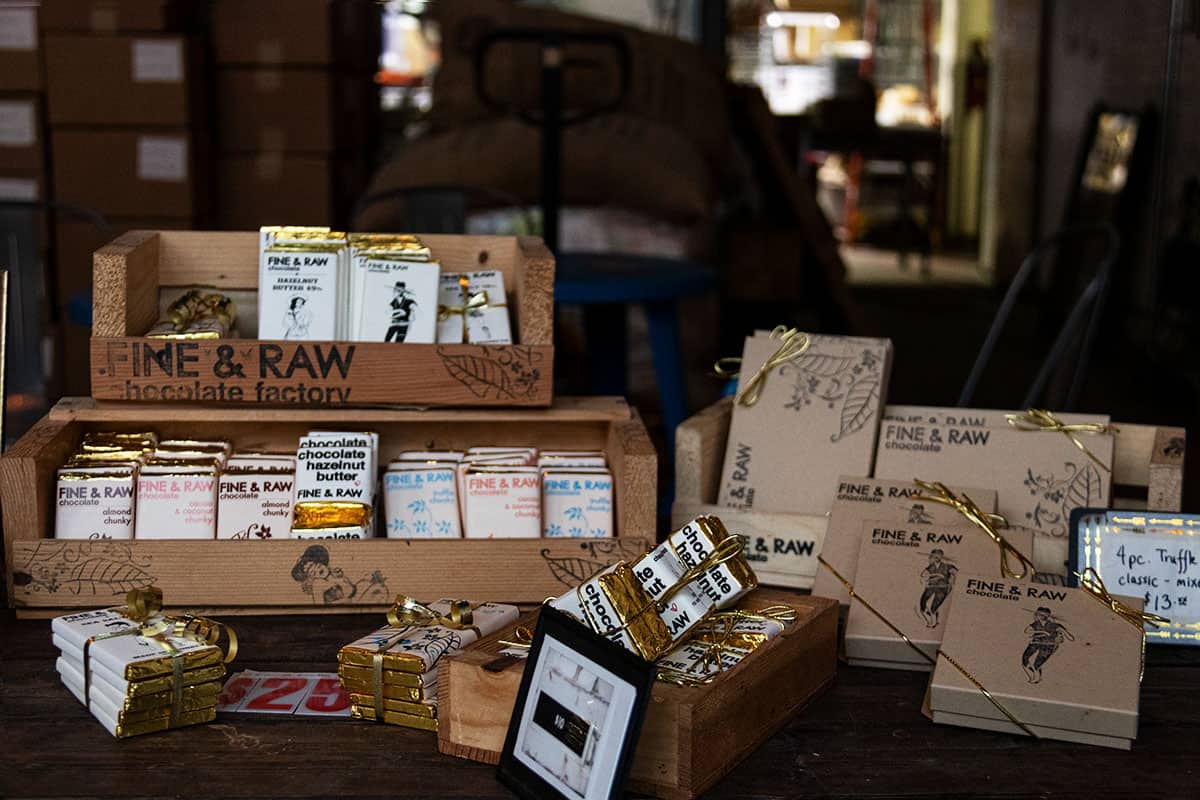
(636, 516), (757, 610)
(134, 468), (218, 539)
(55, 467), (136, 540)
(551, 562), (675, 660)
(542, 468), (613, 538)
(338, 600), (519, 674)
(218, 458), (295, 540)
(462, 467), (540, 538)
(53, 628), (224, 682)
(292, 431), (377, 538)
(383, 465), (461, 539)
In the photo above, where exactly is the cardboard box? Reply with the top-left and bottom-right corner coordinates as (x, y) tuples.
(40, 0), (199, 32)
(52, 129), (204, 218)
(215, 154), (365, 229)
(929, 576), (1144, 749)
(717, 332), (893, 515)
(0, 94), (41, 170)
(212, 0), (380, 70)
(0, 2), (41, 91)
(216, 68), (374, 154)
(873, 421), (1114, 540)
(44, 34), (203, 126)
(1, 396), (655, 613)
(844, 521), (1035, 670)
(883, 405), (1110, 428)
(438, 589), (837, 800)
(810, 476), (998, 612)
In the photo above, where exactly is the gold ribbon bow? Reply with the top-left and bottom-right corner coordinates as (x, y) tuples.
(86, 587), (237, 727)
(713, 326), (812, 407)
(1076, 567), (1169, 681)
(1006, 409), (1111, 472)
(913, 479), (1036, 580)
(372, 596), (479, 720)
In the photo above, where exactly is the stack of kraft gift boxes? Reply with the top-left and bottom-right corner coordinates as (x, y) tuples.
(210, 0), (378, 230)
(40, 0), (209, 395)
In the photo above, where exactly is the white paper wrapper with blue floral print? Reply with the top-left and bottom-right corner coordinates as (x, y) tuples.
(384, 465), (461, 539)
(542, 468), (613, 538)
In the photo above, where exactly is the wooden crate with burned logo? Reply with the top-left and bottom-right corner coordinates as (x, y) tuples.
(88, 230), (555, 407)
(672, 397), (1186, 590)
(0, 396), (655, 616)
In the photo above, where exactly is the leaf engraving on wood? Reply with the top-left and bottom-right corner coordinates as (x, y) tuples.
(12, 541), (156, 597)
(541, 539), (648, 588)
(438, 346), (544, 400)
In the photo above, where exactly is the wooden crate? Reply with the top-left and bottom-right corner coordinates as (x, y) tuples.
(437, 588), (837, 800)
(672, 397), (1187, 589)
(1, 396), (655, 616)
(89, 230), (555, 407)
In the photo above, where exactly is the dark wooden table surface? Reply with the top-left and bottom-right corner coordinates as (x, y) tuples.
(3, 610), (1198, 799)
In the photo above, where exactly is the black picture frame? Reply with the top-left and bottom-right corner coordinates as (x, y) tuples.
(498, 606), (656, 800)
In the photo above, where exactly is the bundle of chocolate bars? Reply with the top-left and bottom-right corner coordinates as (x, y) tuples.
(146, 289), (237, 340)
(655, 606), (793, 685)
(337, 599), (519, 729)
(256, 226), (512, 344)
(51, 596), (233, 738)
(55, 431), (296, 540)
(551, 516), (758, 660)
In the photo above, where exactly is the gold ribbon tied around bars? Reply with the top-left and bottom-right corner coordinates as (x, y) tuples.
(372, 596), (479, 720)
(713, 326), (811, 407)
(656, 605), (796, 687)
(1076, 567), (1169, 681)
(913, 479), (1037, 580)
(1006, 409), (1111, 472)
(84, 586), (237, 727)
(437, 281), (494, 339)
(818, 556), (1039, 738)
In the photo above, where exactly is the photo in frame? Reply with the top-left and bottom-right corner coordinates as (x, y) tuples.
(498, 606), (655, 800)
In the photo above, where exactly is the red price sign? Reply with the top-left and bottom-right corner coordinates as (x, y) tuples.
(217, 672), (353, 717)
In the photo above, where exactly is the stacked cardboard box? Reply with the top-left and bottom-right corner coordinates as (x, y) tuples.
(40, 0), (209, 394)
(211, 0), (379, 229)
(0, 1), (45, 211)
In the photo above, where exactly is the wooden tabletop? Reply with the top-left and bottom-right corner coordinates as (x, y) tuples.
(3, 610), (1197, 799)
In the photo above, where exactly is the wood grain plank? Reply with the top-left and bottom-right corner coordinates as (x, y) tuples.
(674, 397), (731, 505)
(91, 230), (159, 337)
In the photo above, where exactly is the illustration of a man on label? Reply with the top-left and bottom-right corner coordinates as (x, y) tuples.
(1021, 606), (1075, 683)
(386, 281), (417, 342)
(283, 296), (312, 339)
(919, 548), (957, 627)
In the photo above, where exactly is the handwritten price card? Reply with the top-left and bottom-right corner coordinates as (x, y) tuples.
(217, 671), (352, 717)
(1071, 510), (1200, 645)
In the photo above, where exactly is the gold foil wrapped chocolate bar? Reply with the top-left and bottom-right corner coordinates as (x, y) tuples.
(50, 589), (236, 738)
(146, 289), (237, 340)
(338, 597), (519, 731)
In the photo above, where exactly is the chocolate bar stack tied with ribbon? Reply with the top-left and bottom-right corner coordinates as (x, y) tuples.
(436, 270), (513, 344)
(338, 597), (519, 729)
(51, 587), (237, 738)
(550, 515), (758, 660)
(655, 604), (795, 686)
(927, 568), (1167, 749)
(145, 289), (238, 340)
(717, 327), (894, 515)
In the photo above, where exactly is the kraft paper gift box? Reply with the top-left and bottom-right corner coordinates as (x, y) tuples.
(718, 332), (893, 514)
(845, 521), (1035, 671)
(812, 476), (999, 612)
(883, 405), (1111, 428)
(873, 420), (1114, 539)
(928, 577), (1146, 749)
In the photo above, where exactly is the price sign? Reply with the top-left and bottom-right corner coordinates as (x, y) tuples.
(1070, 509), (1200, 645)
(217, 671), (352, 717)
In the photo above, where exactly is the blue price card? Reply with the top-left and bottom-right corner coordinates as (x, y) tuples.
(1069, 508), (1200, 645)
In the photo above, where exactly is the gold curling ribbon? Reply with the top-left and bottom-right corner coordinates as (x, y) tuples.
(818, 557), (1038, 738)
(659, 604), (797, 686)
(437, 281), (495, 341)
(1006, 409), (1111, 472)
(712, 326), (812, 407)
(86, 587), (236, 728)
(371, 596), (480, 720)
(497, 625), (535, 652)
(1076, 567), (1169, 682)
(913, 479), (1037, 580)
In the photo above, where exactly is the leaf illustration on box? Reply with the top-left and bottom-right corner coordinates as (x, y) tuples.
(12, 541), (156, 596)
(833, 374), (881, 442)
(541, 539), (646, 587)
(780, 348), (882, 438)
(438, 345), (544, 400)
(1023, 461), (1103, 538)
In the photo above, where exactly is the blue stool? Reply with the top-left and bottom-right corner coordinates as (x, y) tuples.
(555, 252), (715, 458)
